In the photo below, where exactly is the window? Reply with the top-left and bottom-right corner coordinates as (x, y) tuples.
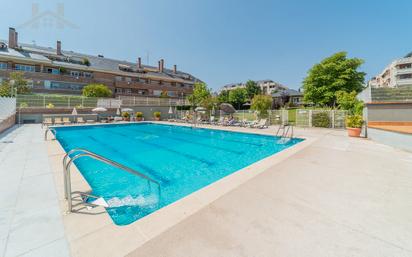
(50, 81), (84, 91)
(70, 71), (81, 77)
(115, 76), (123, 82)
(398, 74), (412, 80)
(15, 64), (35, 72)
(0, 62), (7, 69)
(153, 90), (162, 96)
(168, 91), (177, 97)
(125, 77), (132, 82)
(46, 68), (60, 74)
(84, 72), (93, 78)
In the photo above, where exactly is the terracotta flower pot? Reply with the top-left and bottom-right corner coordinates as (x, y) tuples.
(136, 117), (142, 121)
(154, 117), (160, 121)
(347, 127), (361, 137)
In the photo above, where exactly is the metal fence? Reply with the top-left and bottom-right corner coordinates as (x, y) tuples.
(16, 95), (99, 109)
(0, 97), (16, 120)
(16, 94), (188, 109)
(295, 109), (347, 128)
(117, 96), (190, 106)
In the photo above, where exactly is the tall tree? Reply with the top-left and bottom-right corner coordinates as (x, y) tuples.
(217, 90), (229, 104)
(251, 94), (272, 116)
(228, 88), (247, 109)
(245, 80), (261, 99)
(187, 82), (211, 107)
(0, 72), (31, 96)
(303, 52), (365, 107)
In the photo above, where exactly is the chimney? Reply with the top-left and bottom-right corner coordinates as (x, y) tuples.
(14, 32), (18, 47)
(173, 64), (177, 74)
(137, 57), (142, 69)
(56, 40), (62, 55)
(158, 60), (161, 72)
(8, 27), (15, 48)
(159, 59), (164, 73)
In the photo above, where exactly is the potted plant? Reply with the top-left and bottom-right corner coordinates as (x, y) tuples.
(153, 111), (161, 121)
(122, 112), (130, 121)
(346, 115), (363, 137)
(135, 112), (143, 121)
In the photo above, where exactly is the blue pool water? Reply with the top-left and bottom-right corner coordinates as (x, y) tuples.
(55, 123), (303, 225)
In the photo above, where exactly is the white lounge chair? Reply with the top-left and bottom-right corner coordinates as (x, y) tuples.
(62, 117), (71, 125)
(252, 119), (268, 129)
(54, 117), (63, 125)
(42, 117), (53, 128)
(76, 117), (86, 124)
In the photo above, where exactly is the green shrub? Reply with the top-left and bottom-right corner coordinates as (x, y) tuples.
(46, 103), (55, 109)
(19, 102), (28, 108)
(122, 112), (130, 119)
(83, 58), (91, 66)
(153, 111), (161, 118)
(82, 84), (112, 97)
(135, 112), (143, 118)
(312, 112), (330, 128)
(346, 115), (363, 128)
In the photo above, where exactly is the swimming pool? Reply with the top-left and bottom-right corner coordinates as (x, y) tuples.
(55, 123), (303, 225)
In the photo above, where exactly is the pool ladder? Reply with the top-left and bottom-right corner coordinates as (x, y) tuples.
(62, 148), (161, 213)
(44, 127), (57, 140)
(276, 123), (294, 143)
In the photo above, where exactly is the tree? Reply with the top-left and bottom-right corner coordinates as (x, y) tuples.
(303, 52), (365, 107)
(82, 84), (112, 97)
(245, 80), (261, 99)
(251, 94), (272, 116)
(336, 90), (364, 115)
(0, 72), (30, 96)
(217, 90), (229, 104)
(228, 88), (248, 109)
(0, 81), (11, 97)
(187, 82), (211, 107)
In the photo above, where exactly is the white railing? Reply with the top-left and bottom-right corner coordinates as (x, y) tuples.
(0, 97), (16, 120)
(295, 109), (347, 128)
(117, 95), (190, 106)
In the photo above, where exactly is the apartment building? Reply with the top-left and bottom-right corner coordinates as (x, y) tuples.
(221, 79), (287, 95)
(0, 28), (200, 97)
(368, 54), (412, 88)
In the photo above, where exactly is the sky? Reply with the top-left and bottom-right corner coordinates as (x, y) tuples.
(0, 0), (411, 91)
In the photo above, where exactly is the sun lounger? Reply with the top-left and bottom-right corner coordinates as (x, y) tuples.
(113, 116), (123, 122)
(62, 117), (71, 125)
(42, 117), (53, 128)
(76, 117), (86, 124)
(252, 119), (268, 129)
(54, 117), (63, 125)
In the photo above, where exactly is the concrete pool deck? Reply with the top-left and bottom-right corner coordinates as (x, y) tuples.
(1, 123), (412, 257)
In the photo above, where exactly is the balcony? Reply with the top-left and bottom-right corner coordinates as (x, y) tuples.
(396, 68), (412, 75)
(396, 78), (412, 86)
(0, 68), (95, 84)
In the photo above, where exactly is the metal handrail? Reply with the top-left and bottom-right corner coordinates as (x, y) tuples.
(63, 148), (161, 212)
(44, 127), (57, 140)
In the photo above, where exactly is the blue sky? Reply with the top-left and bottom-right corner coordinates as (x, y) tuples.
(0, 0), (411, 91)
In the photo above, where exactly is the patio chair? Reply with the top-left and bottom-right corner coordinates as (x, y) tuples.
(217, 117), (226, 126)
(54, 117), (64, 125)
(62, 117), (71, 125)
(76, 117), (86, 124)
(252, 119), (268, 129)
(42, 117), (53, 128)
(113, 116), (123, 122)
